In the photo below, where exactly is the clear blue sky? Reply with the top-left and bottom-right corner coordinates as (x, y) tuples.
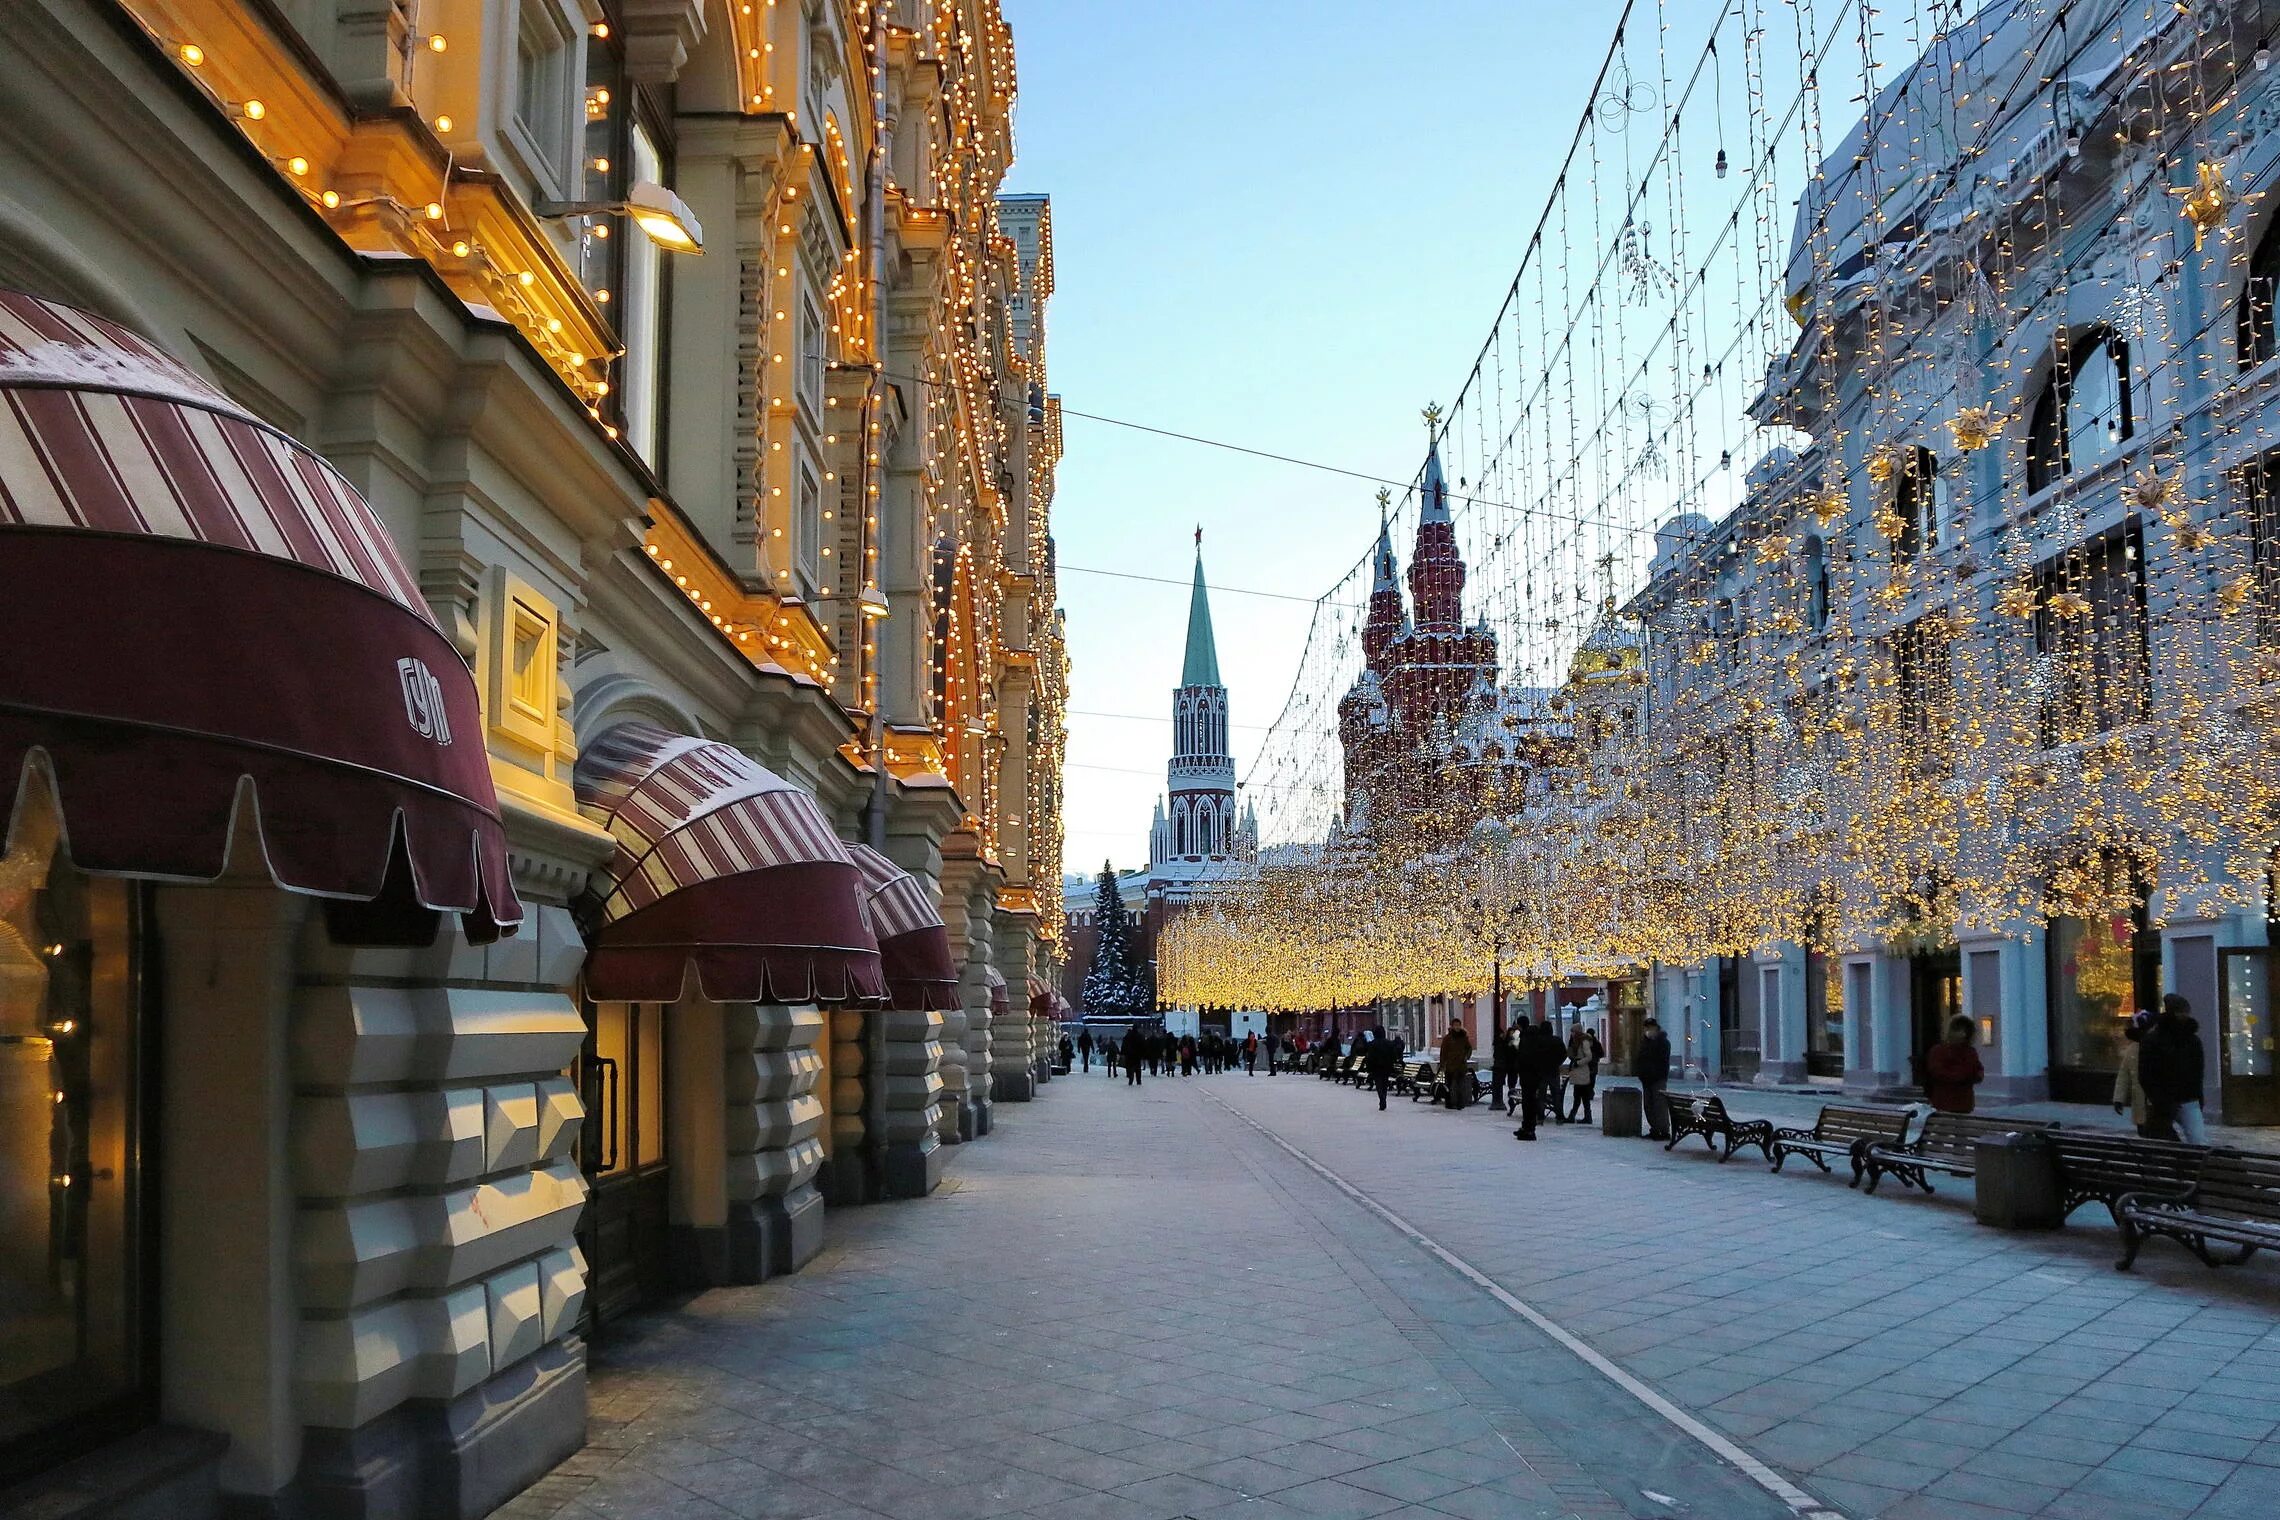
(1000, 0), (1622, 884)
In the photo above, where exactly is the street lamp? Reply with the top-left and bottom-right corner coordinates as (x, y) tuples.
(534, 180), (705, 253)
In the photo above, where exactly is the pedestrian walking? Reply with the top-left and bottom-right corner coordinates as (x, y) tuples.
(1077, 1027), (1093, 1073)
(2141, 994), (2209, 1143)
(1438, 1022), (1474, 1110)
(1103, 1037), (1119, 1076)
(1923, 1015), (1984, 1114)
(1637, 1017), (1673, 1141)
(2113, 1011), (2153, 1135)
(1267, 1033), (1280, 1074)
(1058, 1034), (1074, 1073)
(1243, 1032), (1258, 1074)
(1563, 1025), (1604, 1123)
(1123, 1034), (1144, 1087)
(1365, 1024), (1401, 1110)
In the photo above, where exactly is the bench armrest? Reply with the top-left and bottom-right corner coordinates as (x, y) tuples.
(2115, 1183), (2197, 1214)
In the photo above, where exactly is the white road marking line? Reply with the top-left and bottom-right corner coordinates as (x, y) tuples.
(1206, 1091), (1847, 1520)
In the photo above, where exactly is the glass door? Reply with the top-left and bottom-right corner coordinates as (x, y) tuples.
(578, 1001), (670, 1328)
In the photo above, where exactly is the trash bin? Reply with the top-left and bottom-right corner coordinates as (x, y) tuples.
(1602, 1084), (1644, 1138)
(1974, 1131), (2062, 1230)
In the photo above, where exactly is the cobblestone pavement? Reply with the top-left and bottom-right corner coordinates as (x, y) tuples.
(504, 1069), (2280, 1520)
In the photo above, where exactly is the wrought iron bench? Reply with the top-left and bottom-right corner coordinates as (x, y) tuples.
(1768, 1104), (1911, 1185)
(1863, 1113), (2059, 1195)
(2049, 1132), (2209, 1226)
(2117, 1149), (2280, 1271)
(1404, 1060), (1436, 1100)
(1663, 1091), (1775, 1162)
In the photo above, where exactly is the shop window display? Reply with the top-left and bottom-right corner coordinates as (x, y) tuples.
(0, 796), (148, 1480)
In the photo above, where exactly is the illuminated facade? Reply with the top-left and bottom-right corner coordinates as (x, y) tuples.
(0, 0), (1063, 1513)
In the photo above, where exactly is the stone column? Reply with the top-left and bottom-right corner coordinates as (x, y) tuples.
(722, 1003), (826, 1281)
(819, 1004), (869, 1203)
(936, 851), (988, 1141)
(878, 1005), (946, 1196)
(994, 909), (1037, 1099)
(289, 901), (590, 1520)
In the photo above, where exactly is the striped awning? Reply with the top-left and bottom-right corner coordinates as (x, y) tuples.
(985, 964), (1009, 1018)
(0, 289), (519, 939)
(848, 844), (957, 1011)
(573, 723), (883, 1003)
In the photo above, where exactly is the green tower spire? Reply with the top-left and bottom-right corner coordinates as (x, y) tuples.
(1181, 536), (1221, 689)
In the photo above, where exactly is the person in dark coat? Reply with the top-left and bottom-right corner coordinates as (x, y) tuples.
(1122, 1033), (1144, 1087)
(2141, 993), (2208, 1143)
(1076, 1027), (1093, 1073)
(1364, 1024), (1403, 1110)
(1058, 1034), (1074, 1072)
(1923, 1015), (1984, 1114)
(1637, 1017), (1673, 1140)
(1438, 1022), (1474, 1110)
(1511, 1016), (1558, 1139)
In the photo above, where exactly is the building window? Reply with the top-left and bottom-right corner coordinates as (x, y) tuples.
(2033, 522), (2150, 743)
(1892, 447), (1944, 561)
(618, 124), (667, 464)
(1, 802), (150, 1484)
(795, 458), (822, 593)
(2241, 218), (2280, 369)
(797, 295), (826, 419)
(1802, 535), (1830, 632)
(1890, 613), (1953, 745)
(514, 0), (579, 187)
(2239, 453), (2280, 645)
(2026, 330), (2131, 494)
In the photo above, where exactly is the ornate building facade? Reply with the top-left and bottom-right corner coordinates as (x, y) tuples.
(0, 1), (1064, 1514)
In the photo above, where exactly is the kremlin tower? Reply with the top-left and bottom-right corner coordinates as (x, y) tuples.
(1339, 417), (1504, 833)
(1149, 535), (1256, 875)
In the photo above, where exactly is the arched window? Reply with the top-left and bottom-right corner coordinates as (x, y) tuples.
(2242, 218), (2280, 368)
(1174, 802), (1189, 856)
(1892, 447), (1944, 561)
(2027, 330), (2131, 494)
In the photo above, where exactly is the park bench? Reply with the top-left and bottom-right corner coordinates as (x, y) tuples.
(2117, 1149), (2280, 1271)
(2049, 1132), (2208, 1226)
(1768, 1104), (1911, 1185)
(1405, 1060), (1436, 1101)
(1863, 1113), (2058, 1196)
(1663, 1092), (1776, 1162)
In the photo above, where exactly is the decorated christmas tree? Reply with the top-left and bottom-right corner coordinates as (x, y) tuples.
(1080, 864), (1149, 1015)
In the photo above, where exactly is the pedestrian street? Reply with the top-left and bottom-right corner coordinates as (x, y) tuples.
(503, 1070), (2280, 1520)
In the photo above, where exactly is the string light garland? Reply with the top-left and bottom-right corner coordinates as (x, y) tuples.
(1162, 0), (2280, 1040)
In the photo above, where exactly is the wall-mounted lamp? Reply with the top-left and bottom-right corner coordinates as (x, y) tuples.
(535, 180), (704, 253)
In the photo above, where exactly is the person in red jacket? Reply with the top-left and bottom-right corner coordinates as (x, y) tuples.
(1923, 1015), (1985, 1113)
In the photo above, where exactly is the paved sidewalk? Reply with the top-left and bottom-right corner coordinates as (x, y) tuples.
(1212, 1074), (2280, 1520)
(506, 1070), (2280, 1520)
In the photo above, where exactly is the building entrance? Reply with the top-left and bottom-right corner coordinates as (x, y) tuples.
(579, 1001), (671, 1327)
(1909, 949), (1961, 1090)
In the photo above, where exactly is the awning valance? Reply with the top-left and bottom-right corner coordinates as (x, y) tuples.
(0, 290), (519, 939)
(985, 964), (1009, 1018)
(573, 723), (883, 1004)
(848, 844), (957, 1010)
(1028, 975), (1059, 1018)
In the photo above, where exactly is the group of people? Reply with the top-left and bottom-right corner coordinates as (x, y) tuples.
(1065, 1025), (1293, 1084)
(1908, 992), (2207, 1144)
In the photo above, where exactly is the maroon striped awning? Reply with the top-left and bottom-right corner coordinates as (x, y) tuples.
(0, 290), (519, 939)
(985, 964), (1009, 1018)
(573, 723), (883, 1003)
(849, 844), (957, 1011)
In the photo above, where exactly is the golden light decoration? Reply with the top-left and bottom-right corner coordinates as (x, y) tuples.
(2172, 161), (2230, 250)
(1948, 405), (1999, 451)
